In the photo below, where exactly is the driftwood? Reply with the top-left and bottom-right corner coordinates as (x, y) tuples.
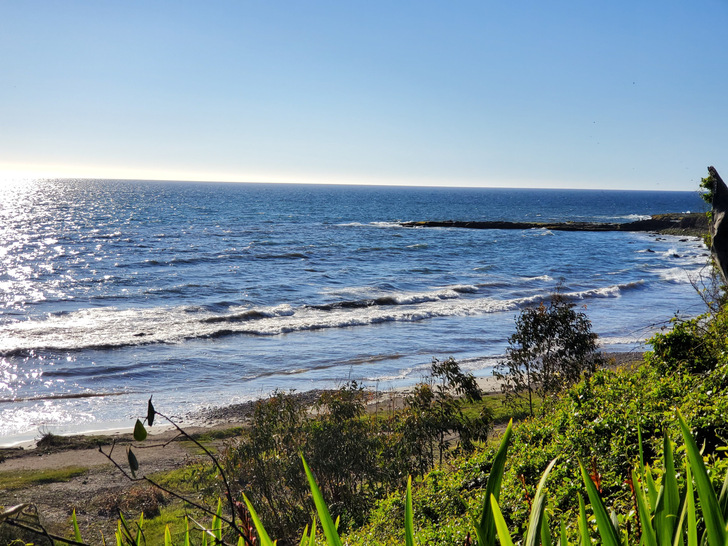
(710, 166), (728, 283)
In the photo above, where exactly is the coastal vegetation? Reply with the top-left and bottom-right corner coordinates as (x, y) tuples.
(6, 295), (728, 545)
(1, 184), (725, 544)
(494, 288), (604, 417)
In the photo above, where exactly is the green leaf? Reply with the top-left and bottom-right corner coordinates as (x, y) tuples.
(302, 455), (342, 546)
(475, 419), (513, 546)
(147, 396), (155, 427)
(136, 512), (144, 546)
(540, 507), (552, 546)
(656, 433), (680, 546)
(127, 447), (139, 478)
(213, 498), (223, 542)
(578, 494), (591, 546)
(672, 478), (689, 546)
(633, 469), (657, 546)
(525, 458), (558, 546)
(490, 494), (515, 546)
(686, 464), (697, 546)
(72, 508), (82, 543)
(308, 517), (318, 546)
(164, 525), (172, 546)
(184, 516), (191, 546)
(645, 466), (659, 510)
(405, 476), (415, 546)
(243, 494), (275, 546)
(719, 463), (728, 522)
(638, 424), (646, 479)
(560, 518), (568, 546)
(579, 457), (621, 546)
(299, 524), (310, 546)
(678, 411), (726, 546)
(133, 419), (147, 442)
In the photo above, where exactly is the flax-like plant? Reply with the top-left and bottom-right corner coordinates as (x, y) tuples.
(473, 418), (513, 546)
(488, 410), (728, 546)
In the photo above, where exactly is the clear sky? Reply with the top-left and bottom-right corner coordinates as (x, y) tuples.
(1, 1), (726, 190)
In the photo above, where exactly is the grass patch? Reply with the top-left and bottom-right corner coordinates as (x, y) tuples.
(189, 426), (244, 442)
(0, 466), (88, 491)
(460, 393), (540, 425)
(148, 461), (219, 498)
(136, 505), (194, 543)
(36, 431), (115, 452)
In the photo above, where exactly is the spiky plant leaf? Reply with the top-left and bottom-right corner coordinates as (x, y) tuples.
(578, 494), (591, 546)
(685, 464), (697, 546)
(656, 433), (680, 546)
(672, 482), (689, 546)
(72, 508), (82, 543)
(579, 458), (621, 546)
(525, 458), (557, 546)
(645, 466), (659, 510)
(475, 419), (513, 546)
(300, 524), (310, 546)
(302, 455), (342, 546)
(212, 498), (223, 542)
(243, 494), (275, 546)
(540, 506), (552, 546)
(308, 517), (318, 546)
(490, 494), (516, 546)
(135, 512), (144, 546)
(678, 412), (725, 546)
(633, 468), (657, 546)
(405, 476), (415, 546)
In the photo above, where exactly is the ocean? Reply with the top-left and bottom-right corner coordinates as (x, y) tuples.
(0, 179), (710, 445)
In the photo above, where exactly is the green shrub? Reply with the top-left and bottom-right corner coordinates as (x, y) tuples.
(495, 289), (604, 417)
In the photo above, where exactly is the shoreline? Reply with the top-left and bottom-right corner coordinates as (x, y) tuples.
(0, 351), (644, 538)
(0, 350), (643, 454)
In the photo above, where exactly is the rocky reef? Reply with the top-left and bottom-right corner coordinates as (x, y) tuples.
(400, 212), (707, 237)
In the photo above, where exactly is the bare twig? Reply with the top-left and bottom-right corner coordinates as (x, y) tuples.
(97, 408), (256, 546)
(2, 515), (89, 545)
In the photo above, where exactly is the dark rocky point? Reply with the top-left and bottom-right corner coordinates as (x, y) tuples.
(400, 212), (708, 237)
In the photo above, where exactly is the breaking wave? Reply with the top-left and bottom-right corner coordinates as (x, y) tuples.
(0, 282), (647, 356)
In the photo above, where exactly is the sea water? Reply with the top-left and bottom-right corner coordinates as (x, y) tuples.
(0, 179), (710, 444)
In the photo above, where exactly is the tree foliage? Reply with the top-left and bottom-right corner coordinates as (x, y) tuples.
(700, 171), (717, 206)
(494, 290), (604, 416)
(402, 357), (492, 472)
(221, 361), (493, 540)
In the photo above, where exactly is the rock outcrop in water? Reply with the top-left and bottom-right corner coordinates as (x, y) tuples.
(400, 212), (707, 236)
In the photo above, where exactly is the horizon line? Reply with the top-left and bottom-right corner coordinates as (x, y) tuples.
(0, 174), (701, 193)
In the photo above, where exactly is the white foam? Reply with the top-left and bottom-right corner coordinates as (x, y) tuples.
(521, 275), (554, 282)
(0, 281), (661, 354)
(658, 268), (693, 284)
(599, 335), (650, 346)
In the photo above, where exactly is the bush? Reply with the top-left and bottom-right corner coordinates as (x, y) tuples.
(221, 359), (492, 541)
(495, 288), (604, 417)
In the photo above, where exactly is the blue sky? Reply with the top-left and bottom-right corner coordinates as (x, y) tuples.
(1, 1), (726, 190)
